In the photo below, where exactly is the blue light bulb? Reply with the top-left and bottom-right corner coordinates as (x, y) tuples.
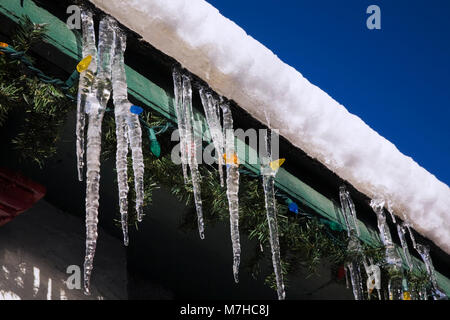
(130, 105), (143, 115)
(288, 201), (299, 214)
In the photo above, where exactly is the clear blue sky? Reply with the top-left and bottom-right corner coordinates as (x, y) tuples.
(206, 0), (450, 185)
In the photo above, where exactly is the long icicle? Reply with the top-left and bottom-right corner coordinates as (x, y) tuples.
(403, 220), (417, 249)
(199, 88), (225, 187)
(111, 21), (130, 245)
(261, 129), (285, 300)
(339, 186), (361, 237)
(339, 186), (365, 300)
(397, 222), (413, 271)
(76, 9), (97, 181)
(346, 261), (364, 300)
(401, 216), (446, 299)
(181, 73), (204, 239)
(172, 69), (189, 184)
(415, 244), (448, 300)
(221, 102), (241, 283)
(126, 100), (145, 223)
(370, 199), (403, 267)
(402, 222), (429, 300)
(83, 16), (115, 295)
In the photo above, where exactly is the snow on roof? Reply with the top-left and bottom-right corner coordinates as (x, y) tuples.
(89, 0), (450, 255)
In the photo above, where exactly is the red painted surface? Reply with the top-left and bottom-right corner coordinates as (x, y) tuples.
(337, 265), (346, 280)
(0, 167), (46, 226)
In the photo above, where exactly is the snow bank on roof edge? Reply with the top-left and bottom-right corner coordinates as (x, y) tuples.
(89, 0), (450, 255)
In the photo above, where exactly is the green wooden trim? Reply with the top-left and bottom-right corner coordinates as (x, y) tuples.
(2, 0), (449, 295)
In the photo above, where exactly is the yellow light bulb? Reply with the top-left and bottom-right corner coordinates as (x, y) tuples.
(403, 291), (411, 300)
(76, 55), (92, 73)
(269, 158), (285, 171)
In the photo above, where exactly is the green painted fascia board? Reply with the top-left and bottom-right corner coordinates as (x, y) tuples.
(0, 0), (79, 59)
(2, 0), (449, 295)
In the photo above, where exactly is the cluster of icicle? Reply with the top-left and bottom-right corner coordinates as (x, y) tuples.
(395, 213), (448, 299)
(75, 11), (447, 301)
(76, 10), (144, 295)
(340, 185), (448, 300)
(369, 198), (405, 300)
(339, 186), (381, 300)
(172, 69), (205, 240)
(340, 186), (448, 300)
(175, 70), (285, 299)
(173, 70), (242, 283)
(369, 198), (448, 300)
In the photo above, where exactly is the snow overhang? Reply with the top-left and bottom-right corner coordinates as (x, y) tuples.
(86, 0), (450, 255)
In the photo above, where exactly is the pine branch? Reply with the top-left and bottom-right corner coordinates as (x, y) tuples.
(12, 15), (48, 53)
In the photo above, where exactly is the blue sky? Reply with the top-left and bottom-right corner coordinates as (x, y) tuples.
(206, 0), (450, 185)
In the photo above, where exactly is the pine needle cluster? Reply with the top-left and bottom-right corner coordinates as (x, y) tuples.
(0, 16), (75, 167)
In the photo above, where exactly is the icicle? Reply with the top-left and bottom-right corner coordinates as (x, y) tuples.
(199, 88), (224, 187)
(404, 221), (417, 249)
(183, 75), (204, 239)
(339, 186), (360, 236)
(76, 9), (97, 181)
(345, 240), (365, 300)
(172, 71), (205, 239)
(110, 23), (145, 224)
(126, 102), (145, 223)
(261, 129), (285, 300)
(418, 287), (428, 300)
(339, 185), (365, 300)
(397, 223), (413, 271)
(172, 69), (189, 184)
(263, 173), (285, 300)
(388, 210), (397, 224)
(415, 244), (448, 300)
(221, 102), (241, 283)
(403, 219), (446, 299)
(344, 265), (350, 289)
(347, 262), (364, 300)
(172, 70), (204, 238)
(370, 199), (402, 267)
(386, 200), (397, 224)
(111, 22), (130, 245)
(83, 16), (116, 295)
(370, 198), (404, 300)
(113, 105), (129, 245)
